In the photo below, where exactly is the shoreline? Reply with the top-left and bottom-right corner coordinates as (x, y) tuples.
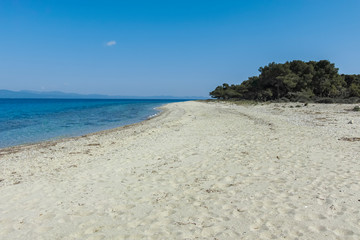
(1, 101), (359, 239)
(0, 98), (188, 150)
(0, 104), (168, 154)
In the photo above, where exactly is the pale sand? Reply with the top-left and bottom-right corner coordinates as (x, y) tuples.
(0, 101), (360, 239)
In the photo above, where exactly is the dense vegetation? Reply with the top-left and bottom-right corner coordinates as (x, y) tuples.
(210, 60), (360, 103)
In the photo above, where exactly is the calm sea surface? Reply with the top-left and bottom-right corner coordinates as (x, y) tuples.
(0, 99), (187, 148)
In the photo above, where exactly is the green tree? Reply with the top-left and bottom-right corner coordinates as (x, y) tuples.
(210, 60), (358, 101)
(349, 83), (360, 97)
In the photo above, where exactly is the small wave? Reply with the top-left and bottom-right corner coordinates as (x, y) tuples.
(147, 113), (158, 119)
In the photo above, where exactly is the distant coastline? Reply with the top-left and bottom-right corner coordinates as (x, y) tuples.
(0, 89), (207, 100)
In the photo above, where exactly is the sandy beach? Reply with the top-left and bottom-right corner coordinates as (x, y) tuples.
(0, 101), (359, 239)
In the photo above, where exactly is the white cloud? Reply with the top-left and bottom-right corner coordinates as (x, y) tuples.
(106, 41), (116, 46)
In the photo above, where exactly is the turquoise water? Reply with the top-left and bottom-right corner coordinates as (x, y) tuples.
(0, 99), (186, 148)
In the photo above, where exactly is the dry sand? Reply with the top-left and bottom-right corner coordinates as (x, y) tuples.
(0, 101), (359, 239)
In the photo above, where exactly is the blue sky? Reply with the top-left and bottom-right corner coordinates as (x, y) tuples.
(1, 0), (360, 97)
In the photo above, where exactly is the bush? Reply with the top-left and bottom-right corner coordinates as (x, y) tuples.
(286, 91), (313, 103)
(315, 98), (335, 104)
(346, 97), (360, 103)
(353, 106), (360, 111)
(276, 97), (290, 103)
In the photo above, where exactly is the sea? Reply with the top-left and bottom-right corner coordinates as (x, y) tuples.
(0, 99), (187, 149)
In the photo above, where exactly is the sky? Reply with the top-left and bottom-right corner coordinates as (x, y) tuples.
(1, 0), (360, 97)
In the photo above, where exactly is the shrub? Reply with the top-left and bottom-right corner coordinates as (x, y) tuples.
(347, 97), (360, 103)
(315, 98), (335, 104)
(353, 106), (360, 111)
(277, 97), (290, 103)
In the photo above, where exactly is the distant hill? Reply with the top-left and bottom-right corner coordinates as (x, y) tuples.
(0, 90), (109, 99)
(0, 90), (207, 100)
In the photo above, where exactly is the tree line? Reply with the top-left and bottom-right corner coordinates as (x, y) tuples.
(210, 60), (360, 102)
